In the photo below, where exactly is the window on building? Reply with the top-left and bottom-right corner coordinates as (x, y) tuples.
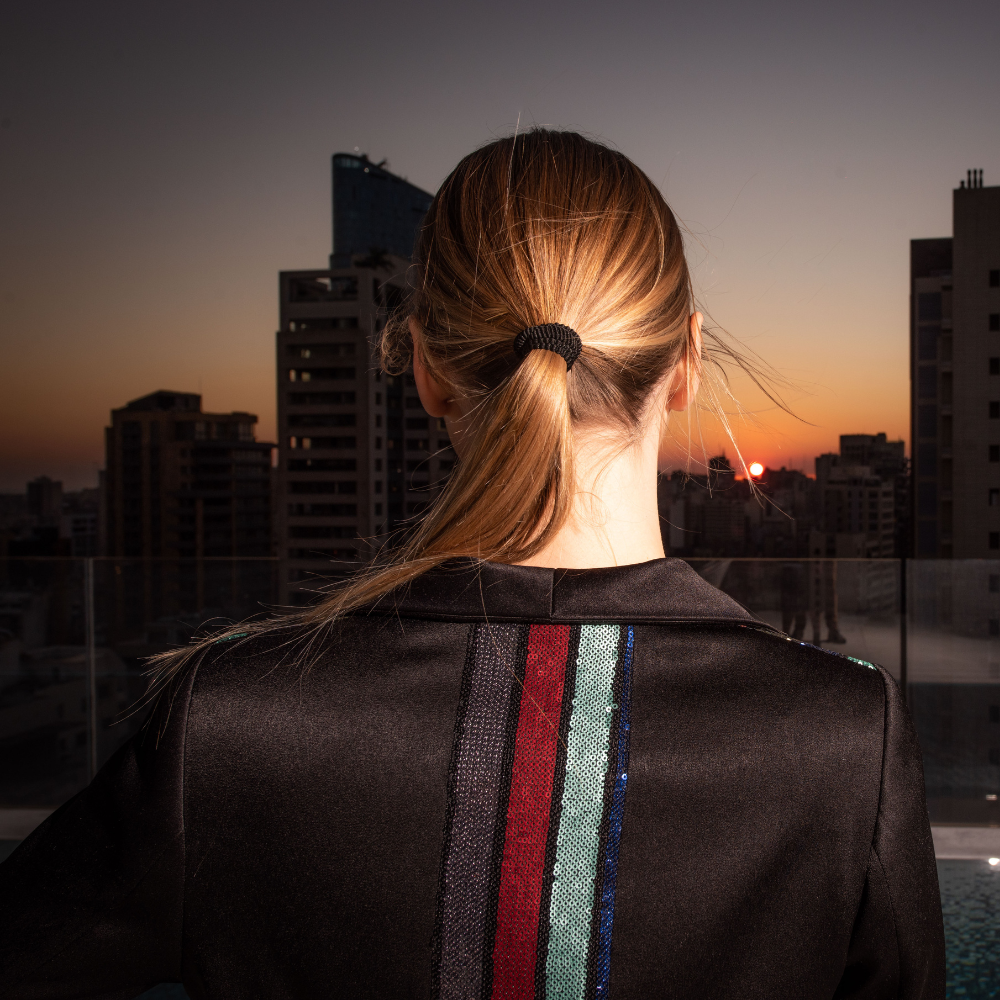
(990, 575), (1000, 594)
(918, 293), (942, 321)
(289, 276), (357, 302)
(990, 488), (1000, 506)
(992, 403), (1000, 419)
(991, 532), (1000, 550)
(992, 359), (1000, 376)
(991, 446), (1000, 462)
(917, 521), (937, 557)
(991, 314), (1000, 332)
(917, 367), (937, 398)
(941, 501), (953, 536)
(291, 368), (355, 382)
(288, 391), (356, 406)
(917, 404), (937, 438)
(287, 458), (356, 472)
(990, 748), (1000, 764)
(288, 414), (355, 429)
(917, 482), (937, 517)
(917, 443), (936, 473)
(288, 523), (357, 536)
(917, 326), (939, 360)
(990, 705), (1000, 722)
(990, 270), (1000, 287)
(287, 341), (356, 357)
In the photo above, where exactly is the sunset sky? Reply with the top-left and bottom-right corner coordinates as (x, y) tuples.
(2, 0), (999, 489)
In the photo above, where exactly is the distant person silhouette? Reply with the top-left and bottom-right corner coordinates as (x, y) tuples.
(810, 553), (847, 644)
(780, 561), (807, 638)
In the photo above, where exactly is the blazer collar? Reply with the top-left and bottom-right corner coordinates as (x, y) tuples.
(366, 557), (776, 631)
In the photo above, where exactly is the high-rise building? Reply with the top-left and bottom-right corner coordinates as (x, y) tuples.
(813, 452), (895, 558)
(102, 391), (275, 633)
(838, 433), (908, 556)
(330, 153), (434, 267)
(26, 476), (63, 521)
(104, 391), (273, 560)
(277, 156), (452, 603)
(911, 170), (1000, 557)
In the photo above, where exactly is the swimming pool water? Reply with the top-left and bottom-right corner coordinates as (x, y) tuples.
(938, 860), (1000, 999)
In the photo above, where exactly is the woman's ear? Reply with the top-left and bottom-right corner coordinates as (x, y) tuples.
(410, 316), (458, 419)
(666, 312), (703, 413)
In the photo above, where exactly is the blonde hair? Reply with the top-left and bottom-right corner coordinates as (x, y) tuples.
(147, 129), (770, 689)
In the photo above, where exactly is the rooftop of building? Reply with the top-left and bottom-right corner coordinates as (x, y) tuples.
(116, 391), (256, 421)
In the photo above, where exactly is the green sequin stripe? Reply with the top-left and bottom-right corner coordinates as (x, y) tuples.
(545, 624), (621, 1000)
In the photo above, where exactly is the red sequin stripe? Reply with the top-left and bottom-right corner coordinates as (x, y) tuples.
(491, 624), (572, 999)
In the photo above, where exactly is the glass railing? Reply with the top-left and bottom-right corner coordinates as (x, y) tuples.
(0, 556), (996, 999)
(0, 557), (280, 813)
(686, 558), (1000, 828)
(1, 556), (996, 826)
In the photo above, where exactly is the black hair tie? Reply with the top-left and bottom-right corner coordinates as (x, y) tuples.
(513, 323), (583, 371)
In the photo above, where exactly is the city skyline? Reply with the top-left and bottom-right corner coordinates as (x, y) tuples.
(2, 0), (999, 490)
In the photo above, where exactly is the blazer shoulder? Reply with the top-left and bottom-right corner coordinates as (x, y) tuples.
(636, 620), (888, 718)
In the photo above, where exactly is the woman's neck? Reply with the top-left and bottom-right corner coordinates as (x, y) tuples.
(515, 425), (665, 569)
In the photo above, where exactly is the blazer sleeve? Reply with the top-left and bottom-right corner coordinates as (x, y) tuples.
(834, 667), (946, 1000)
(0, 664), (195, 1000)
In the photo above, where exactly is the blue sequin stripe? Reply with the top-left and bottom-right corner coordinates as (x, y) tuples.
(545, 624), (622, 1000)
(593, 626), (633, 997)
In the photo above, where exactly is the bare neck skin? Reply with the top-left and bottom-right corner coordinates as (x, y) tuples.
(521, 417), (667, 568)
(410, 314), (702, 570)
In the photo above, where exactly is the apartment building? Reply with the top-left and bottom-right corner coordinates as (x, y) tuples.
(911, 170), (1000, 557)
(104, 390), (273, 561)
(102, 391), (274, 632)
(813, 453), (896, 558)
(277, 155), (453, 602)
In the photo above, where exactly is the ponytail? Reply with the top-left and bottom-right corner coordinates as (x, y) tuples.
(147, 128), (786, 687)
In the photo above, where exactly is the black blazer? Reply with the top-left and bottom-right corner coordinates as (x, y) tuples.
(0, 558), (944, 999)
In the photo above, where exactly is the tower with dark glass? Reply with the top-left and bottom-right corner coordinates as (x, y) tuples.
(276, 155), (454, 602)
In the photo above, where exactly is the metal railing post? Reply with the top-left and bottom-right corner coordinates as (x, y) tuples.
(84, 558), (98, 780)
(899, 556), (908, 704)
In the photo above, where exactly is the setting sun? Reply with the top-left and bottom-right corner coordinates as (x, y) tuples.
(749, 462), (764, 477)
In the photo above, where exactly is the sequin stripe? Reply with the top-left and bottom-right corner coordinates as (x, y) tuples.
(492, 624), (573, 1000)
(434, 624), (524, 1000)
(533, 628), (582, 999)
(545, 624), (622, 1000)
(593, 626), (634, 998)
